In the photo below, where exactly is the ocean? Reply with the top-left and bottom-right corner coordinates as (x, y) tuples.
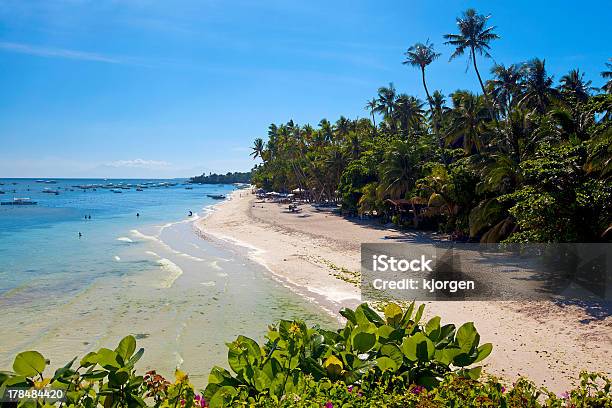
(0, 178), (337, 386)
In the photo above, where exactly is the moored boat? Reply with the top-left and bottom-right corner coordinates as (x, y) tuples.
(1, 197), (37, 206)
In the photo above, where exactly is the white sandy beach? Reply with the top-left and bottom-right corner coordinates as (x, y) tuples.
(196, 189), (612, 394)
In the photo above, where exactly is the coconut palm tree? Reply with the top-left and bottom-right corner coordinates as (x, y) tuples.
(376, 83), (397, 118)
(519, 58), (559, 114)
(489, 64), (524, 117)
(365, 97), (378, 128)
(559, 69), (593, 102)
(403, 40), (441, 128)
(380, 140), (421, 199)
(250, 138), (265, 160)
(392, 94), (425, 137)
(445, 91), (489, 153)
(444, 8), (499, 118)
(601, 59), (612, 94)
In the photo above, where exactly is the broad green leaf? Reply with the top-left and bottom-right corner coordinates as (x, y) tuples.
(339, 308), (357, 325)
(383, 303), (403, 326)
(425, 316), (441, 338)
(209, 385), (238, 408)
(462, 366), (482, 379)
(376, 325), (395, 342)
(355, 303), (385, 326)
(413, 304), (425, 325)
(323, 355), (343, 377)
(127, 348), (144, 366)
(380, 343), (404, 367)
(96, 348), (122, 370)
(80, 352), (98, 368)
(401, 332), (434, 362)
(115, 336), (136, 361)
(375, 356), (398, 372)
(434, 347), (462, 366)
(13, 351), (46, 377)
(456, 322), (480, 352)
(353, 331), (376, 353)
(400, 301), (415, 326)
(473, 343), (493, 364)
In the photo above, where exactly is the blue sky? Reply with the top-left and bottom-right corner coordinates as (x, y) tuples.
(0, 0), (610, 178)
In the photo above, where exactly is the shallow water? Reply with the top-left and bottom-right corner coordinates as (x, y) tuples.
(0, 179), (338, 387)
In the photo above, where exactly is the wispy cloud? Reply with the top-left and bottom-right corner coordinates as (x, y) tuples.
(105, 159), (171, 168)
(0, 41), (121, 63)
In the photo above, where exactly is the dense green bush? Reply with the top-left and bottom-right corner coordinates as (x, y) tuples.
(0, 303), (609, 407)
(202, 302), (492, 405)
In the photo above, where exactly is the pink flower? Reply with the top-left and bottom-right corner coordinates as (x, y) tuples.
(180, 399), (185, 407)
(410, 385), (425, 395)
(501, 386), (506, 393)
(194, 394), (208, 407)
(324, 402), (333, 408)
(561, 391), (570, 399)
(347, 385), (353, 393)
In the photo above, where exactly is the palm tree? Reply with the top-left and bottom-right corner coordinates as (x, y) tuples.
(380, 140), (421, 199)
(250, 138), (265, 160)
(489, 64), (524, 116)
(519, 58), (559, 114)
(559, 69), (593, 102)
(403, 40), (441, 130)
(365, 98), (378, 128)
(444, 8), (499, 118)
(376, 83), (397, 118)
(392, 94), (425, 137)
(445, 91), (489, 153)
(602, 59), (612, 94)
(430, 90), (448, 132)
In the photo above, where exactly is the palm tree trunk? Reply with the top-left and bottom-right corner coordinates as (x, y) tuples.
(421, 66), (442, 147)
(471, 46), (497, 122)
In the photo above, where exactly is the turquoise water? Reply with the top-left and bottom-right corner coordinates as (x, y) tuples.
(0, 178), (337, 385)
(0, 178), (232, 298)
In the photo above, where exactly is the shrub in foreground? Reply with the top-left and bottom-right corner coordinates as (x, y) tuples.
(0, 302), (609, 407)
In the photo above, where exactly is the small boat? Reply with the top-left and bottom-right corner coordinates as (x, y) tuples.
(0, 191), (5, 194)
(185, 186), (193, 190)
(136, 188), (143, 191)
(207, 194), (226, 200)
(42, 189), (60, 195)
(1, 197), (37, 206)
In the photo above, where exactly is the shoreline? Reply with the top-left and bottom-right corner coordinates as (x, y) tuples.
(195, 189), (612, 393)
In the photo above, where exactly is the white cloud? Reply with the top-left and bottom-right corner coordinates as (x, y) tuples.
(105, 159), (171, 168)
(0, 41), (121, 64)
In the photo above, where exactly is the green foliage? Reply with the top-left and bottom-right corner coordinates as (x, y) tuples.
(202, 302), (493, 406)
(0, 312), (610, 407)
(190, 171), (251, 184)
(218, 371), (611, 407)
(247, 9), (611, 242)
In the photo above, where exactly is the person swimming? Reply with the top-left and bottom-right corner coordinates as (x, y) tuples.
(136, 213), (140, 217)
(188, 210), (193, 217)
(78, 232), (82, 238)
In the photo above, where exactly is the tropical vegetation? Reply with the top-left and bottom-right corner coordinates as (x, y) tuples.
(1, 303), (610, 407)
(190, 172), (251, 184)
(250, 8), (612, 243)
